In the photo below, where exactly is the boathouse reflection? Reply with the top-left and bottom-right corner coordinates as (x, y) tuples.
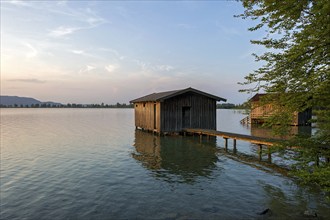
(132, 130), (218, 183)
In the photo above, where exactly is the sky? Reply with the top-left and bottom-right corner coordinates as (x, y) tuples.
(1, 0), (265, 104)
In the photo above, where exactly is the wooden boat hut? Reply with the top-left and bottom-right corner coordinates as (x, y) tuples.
(242, 93), (312, 126)
(130, 87), (226, 134)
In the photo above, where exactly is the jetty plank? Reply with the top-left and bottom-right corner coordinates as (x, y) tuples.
(183, 128), (281, 146)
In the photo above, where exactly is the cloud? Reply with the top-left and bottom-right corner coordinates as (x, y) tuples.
(71, 50), (84, 55)
(99, 48), (125, 60)
(69, 49), (104, 60)
(56, 1), (67, 6)
(48, 14), (106, 38)
(48, 6), (107, 38)
(85, 12), (107, 27)
(49, 26), (81, 37)
(87, 17), (101, 26)
(79, 65), (96, 74)
(7, 0), (30, 6)
(24, 43), (38, 58)
(154, 65), (174, 72)
(105, 64), (118, 73)
(8, 78), (46, 83)
(99, 48), (119, 56)
(134, 59), (175, 74)
(134, 59), (149, 71)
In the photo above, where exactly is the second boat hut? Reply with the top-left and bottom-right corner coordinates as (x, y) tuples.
(241, 93), (312, 126)
(130, 87), (226, 134)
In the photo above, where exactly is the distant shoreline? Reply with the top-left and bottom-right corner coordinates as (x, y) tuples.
(0, 105), (134, 109)
(1, 96), (247, 109)
(0, 106), (247, 109)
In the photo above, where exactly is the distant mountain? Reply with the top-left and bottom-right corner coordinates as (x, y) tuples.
(0, 96), (62, 107)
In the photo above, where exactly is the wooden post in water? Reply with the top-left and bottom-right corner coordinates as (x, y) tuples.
(224, 137), (228, 151)
(258, 144), (263, 161)
(267, 148), (272, 163)
(233, 139), (237, 154)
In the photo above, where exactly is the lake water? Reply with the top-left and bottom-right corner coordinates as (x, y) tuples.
(1, 109), (329, 219)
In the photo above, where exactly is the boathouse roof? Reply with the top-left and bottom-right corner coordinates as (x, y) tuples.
(130, 87), (226, 103)
(249, 93), (266, 102)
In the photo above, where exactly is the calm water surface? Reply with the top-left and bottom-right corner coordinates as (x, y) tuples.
(1, 109), (329, 219)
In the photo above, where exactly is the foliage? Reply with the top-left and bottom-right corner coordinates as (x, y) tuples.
(238, 0), (330, 192)
(238, 0), (329, 108)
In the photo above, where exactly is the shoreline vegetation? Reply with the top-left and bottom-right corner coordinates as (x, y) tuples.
(0, 103), (134, 108)
(238, 0), (329, 197)
(0, 103), (247, 109)
(0, 95), (248, 109)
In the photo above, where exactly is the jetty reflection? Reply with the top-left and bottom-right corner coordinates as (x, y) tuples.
(132, 130), (218, 183)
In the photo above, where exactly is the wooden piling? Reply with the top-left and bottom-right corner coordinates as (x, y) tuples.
(258, 144), (263, 161)
(224, 137), (228, 150)
(267, 148), (272, 163)
(183, 128), (279, 162)
(233, 139), (237, 154)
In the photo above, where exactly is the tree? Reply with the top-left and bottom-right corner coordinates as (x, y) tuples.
(238, 0), (330, 193)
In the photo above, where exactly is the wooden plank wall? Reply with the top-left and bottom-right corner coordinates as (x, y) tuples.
(160, 93), (216, 132)
(250, 103), (273, 119)
(250, 101), (311, 126)
(134, 102), (161, 132)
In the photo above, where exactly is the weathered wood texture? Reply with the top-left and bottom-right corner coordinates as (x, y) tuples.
(134, 102), (161, 132)
(250, 103), (273, 120)
(161, 92), (216, 132)
(250, 100), (312, 126)
(134, 92), (217, 133)
(131, 88), (224, 134)
(183, 128), (281, 146)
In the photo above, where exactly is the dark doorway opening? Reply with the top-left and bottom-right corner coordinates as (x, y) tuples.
(182, 107), (191, 128)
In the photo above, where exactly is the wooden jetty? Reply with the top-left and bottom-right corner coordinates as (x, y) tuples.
(183, 128), (282, 162)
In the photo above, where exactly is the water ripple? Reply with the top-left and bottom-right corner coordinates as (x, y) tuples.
(1, 109), (329, 219)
